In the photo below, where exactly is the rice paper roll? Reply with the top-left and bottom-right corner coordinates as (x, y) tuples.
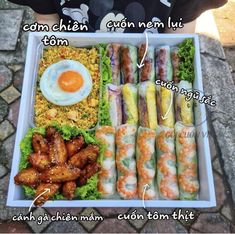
(107, 43), (121, 85)
(156, 126), (179, 200)
(156, 46), (173, 81)
(136, 127), (157, 200)
(96, 126), (116, 198)
(175, 122), (199, 200)
(122, 83), (138, 125)
(116, 124), (137, 199)
(157, 87), (175, 128)
(175, 80), (194, 125)
(138, 44), (155, 82)
(171, 47), (180, 84)
(106, 84), (122, 127)
(121, 45), (138, 84)
(138, 81), (158, 130)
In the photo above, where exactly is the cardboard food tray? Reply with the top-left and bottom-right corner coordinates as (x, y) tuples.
(7, 32), (216, 208)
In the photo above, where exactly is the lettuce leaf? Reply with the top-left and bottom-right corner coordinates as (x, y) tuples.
(177, 38), (195, 83)
(19, 125), (102, 200)
(98, 44), (112, 126)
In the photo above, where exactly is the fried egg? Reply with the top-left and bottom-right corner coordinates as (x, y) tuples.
(40, 60), (92, 106)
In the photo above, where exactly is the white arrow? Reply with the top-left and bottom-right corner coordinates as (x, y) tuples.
(142, 184), (150, 209)
(137, 32), (149, 69)
(28, 188), (50, 213)
(161, 91), (173, 120)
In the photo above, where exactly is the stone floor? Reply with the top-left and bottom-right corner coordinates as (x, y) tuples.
(0, 1), (235, 233)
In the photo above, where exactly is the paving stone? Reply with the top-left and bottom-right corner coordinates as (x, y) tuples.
(0, 97), (8, 122)
(45, 220), (86, 233)
(13, 67), (24, 92)
(0, 85), (21, 104)
(79, 208), (102, 231)
(174, 209), (198, 227)
(7, 99), (20, 127)
(8, 64), (23, 73)
(140, 218), (188, 233)
(0, 120), (14, 141)
(199, 35), (226, 59)
(221, 203), (234, 222)
(191, 213), (230, 233)
(0, 164), (8, 178)
(213, 120), (235, 203)
(208, 132), (218, 160)
(0, 221), (31, 233)
(97, 208), (130, 217)
(0, 173), (10, 197)
(46, 208), (83, 216)
(127, 208), (148, 230)
(224, 46), (235, 72)
(93, 218), (137, 233)
(0, 65), (12, 92)
(0, 133), (16, 169)
(27, 207), (51, 233)
(0, 10), (24, 50)
(213, 158), (223, 175)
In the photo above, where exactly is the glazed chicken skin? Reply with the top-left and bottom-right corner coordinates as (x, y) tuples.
(62, 181), (77, 200)
(48, 131), (68, 165)
(29, 153), (50, 172)
(40, 164), (81, 183)
(32, 133), (49, 154)
(68, 144), (99, 169)
(65, 136), (85, 157)
(14, 168), (39, 188)
(34, 183), (61, 206)
(45, 126), (57, 140)
(78, 162), (100, 186)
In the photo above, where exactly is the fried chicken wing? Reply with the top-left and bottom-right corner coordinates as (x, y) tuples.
(45, 126), (57, 140)
(40, 164), (81, 183)
(34, 183), (61, 206)
(62, 181), (77, 200)
(65, 136), (85, 157)
(32, 133), (48, 154)
(68, 144), (99, 169)
(48, 131), (67, 165)
(14, 168), (39, 188)
(29, 153), (50, 172)
(78, 162), (100, 186)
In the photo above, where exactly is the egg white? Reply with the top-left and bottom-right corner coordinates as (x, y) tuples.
(40, 60), (92, 106)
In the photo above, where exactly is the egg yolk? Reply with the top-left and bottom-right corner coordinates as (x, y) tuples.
(58, 71), (84, 92)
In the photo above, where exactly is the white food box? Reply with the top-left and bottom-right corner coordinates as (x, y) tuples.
(7, 32), (216, 208)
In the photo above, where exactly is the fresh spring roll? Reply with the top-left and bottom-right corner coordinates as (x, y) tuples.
(106, 43), (121, 85)
(171, 47), (181, 84)
(116, 124), (137, 199)
(122, 83), (138, 125)
(138, 81), (158, 130)
(175, 80), (194, 125)
(121, 45), (138, 84)
(96, 126), (116, 198)
(138, 44), (155, 82)
(175, 122), (199, 200)
(136, 127), (157, 200)
(106, 84), (122, 127)
(156, 46), (173, 81)
(156, 86), (175, 128)
(156, 126), (179, 200)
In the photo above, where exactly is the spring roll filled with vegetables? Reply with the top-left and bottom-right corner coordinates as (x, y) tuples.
(175, 122), (199, 200)
(138, 81), (158, 130)
(96, 126), (116, 198)
(122, 83), (138, 125)
(156, 126), (179, 200)
(121, 45), (138, 84)
(136, 127), (157, 200)
(157, 86), (175, 128)
(107, 43), (121, 85)
(116, 124), (137, 199)
(175, 81), (194, 125)
(138, 44), (155, 82)
(156, 46), (173, 81)
(171, 47), (180, 84)
(106, 84), (122, 127)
